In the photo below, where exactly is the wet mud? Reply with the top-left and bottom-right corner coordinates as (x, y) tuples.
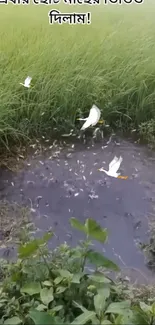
(0, 135), (155, 284)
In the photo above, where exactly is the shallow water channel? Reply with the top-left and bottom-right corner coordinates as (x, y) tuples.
(0, 135), (155, 284)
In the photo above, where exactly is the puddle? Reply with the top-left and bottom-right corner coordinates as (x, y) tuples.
(0, 135), (155, 284)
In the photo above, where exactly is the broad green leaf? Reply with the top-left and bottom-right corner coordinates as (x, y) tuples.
(101, 320), (112, 325)
(114, 314), (124, 325)
(88, 273), (111, 284)
(58, 269), (72, 278)
(71, 273), (83, 284)
(71, 311), (96, 324)
(56, 286), (67, 294)
(0, 299), (8, 303)
(29, 310), (56, 325)
(54, 276), (63, 285)
(42, 281), (53, 287)
(70, 218), (86, 234)
(85, 219), (108, 243)
(106, 301), (131, 315)
(18, 240), (39, 258)
(36, 304), (47, 311)
(87, 250), (119, 271)
(40, 288), (54, 305)
(4, 317), (22, 325)
(51, 305), (63, 312)
(97, 287), (110, 298)
(140, 302), (151, 313)
(94, 293), (106, 316)
(94, 288), (110, 317)
(21, 282), (41, 295)
(18, 232), (53, 258)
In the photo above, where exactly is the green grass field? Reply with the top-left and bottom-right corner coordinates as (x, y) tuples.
(0, 1), (155, 148)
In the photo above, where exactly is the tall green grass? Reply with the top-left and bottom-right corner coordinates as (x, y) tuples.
(0, 1), (155, 147)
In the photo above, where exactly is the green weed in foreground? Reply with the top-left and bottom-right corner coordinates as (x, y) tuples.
(0, 2), (155, 147)
(0, 217), (155, 324)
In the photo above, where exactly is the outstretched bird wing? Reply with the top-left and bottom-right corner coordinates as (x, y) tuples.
(80, 118), (92, 130)
(25, 76), (32, 87)
(109, 156), (119, 170)
(80, 104), (101, 130)
(88, 104), (101, 126)
(109, 156), (123, 173)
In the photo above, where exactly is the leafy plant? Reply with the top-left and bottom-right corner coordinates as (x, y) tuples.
(0, 218), (154, 324)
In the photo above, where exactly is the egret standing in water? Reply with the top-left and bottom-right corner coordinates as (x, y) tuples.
(98, 156), (128, 179)
(20, 76), (32, 88)
(77, 104), (104, 130)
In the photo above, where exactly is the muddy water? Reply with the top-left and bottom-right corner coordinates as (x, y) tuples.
(0, 135), (155, 284)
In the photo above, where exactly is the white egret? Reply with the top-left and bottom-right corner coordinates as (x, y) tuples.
(20, 76), (32, 88)
(77, 104), (104, 131)
(98, 156), (128, 179)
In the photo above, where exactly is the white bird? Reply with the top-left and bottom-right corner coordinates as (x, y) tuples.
(77, 104), (104, 131)
(98, 156), (128, 179)
(20, 76), (32, 88)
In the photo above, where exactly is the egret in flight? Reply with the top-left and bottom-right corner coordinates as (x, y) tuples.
(77, 104), (104, 131)
(20, 76), (32, 88)
(98, 156), (128, 179)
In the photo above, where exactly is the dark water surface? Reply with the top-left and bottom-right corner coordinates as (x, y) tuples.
(0, 135), (155, 283)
